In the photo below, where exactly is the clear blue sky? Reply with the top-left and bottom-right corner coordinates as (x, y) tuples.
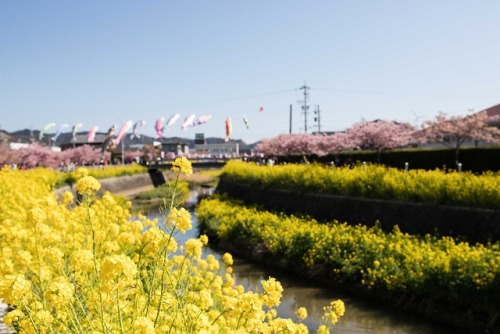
(1, 1), (499, 144)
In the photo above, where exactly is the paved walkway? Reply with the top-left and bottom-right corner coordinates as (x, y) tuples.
(0, 302), (13, 334)
(114, 184), (155, 199)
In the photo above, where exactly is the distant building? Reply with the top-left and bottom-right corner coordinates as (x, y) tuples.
(195, 133), (206, 145)
(194, 142), (239, 157)
(161, 140), (190, 156)
(9, 143), (30, 150)
(482, 103), (500, 128)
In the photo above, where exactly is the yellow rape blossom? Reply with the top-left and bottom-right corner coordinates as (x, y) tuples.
(222, 252), (233, 266)
(99, 254), (137, 283)
(260, 277), (283, 308)
(185, 238), (203, 259)
(3, 309), (24, 328)
(200, 234), (209, 245)
(44, 277), (74, 306)
(75, 175), (101, 196)
(60, 190), (74, 206)
(171, 156), (193, 176)
(167, 207), (192, 233)
(133, 317), (155, 334)
(323, 300), (345, 326)
(0, 274), (32, 305)
(296, 307), (308, 320)
(73, 167), (89, 179)
(70, 249), (94, 273)
(317, 324), (330, 334)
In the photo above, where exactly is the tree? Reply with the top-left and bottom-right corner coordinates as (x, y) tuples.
(0, 144), (110, 169)
(255, 133), (351, 157)
(0, 145), (16, 166)
(417, 111), (500, 164)
(255, 134), (305, 156)
(255, 120), (414, 160)
(14, 143), (60, 168)
(346, 120), (415, 162)
(62, 145), (104, 165)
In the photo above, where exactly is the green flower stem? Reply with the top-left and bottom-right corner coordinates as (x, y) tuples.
(116, 288), (124, 334)
(85, 197), (107, 334)
(154, 171), (182, 325)
(33, 222), (46, 307)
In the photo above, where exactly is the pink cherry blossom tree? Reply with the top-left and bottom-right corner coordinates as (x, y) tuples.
(255, 134), (298, 156)
(13, 143), (60, 168)
(0, 144), (111, 169)
(321, 131), (351, 154)
(346, 120), (415, 162)
(0, 145), (16, 166)
(61, 145), (105, 165)
(255, 132), (352, 157)
(416, 111), (500, 164)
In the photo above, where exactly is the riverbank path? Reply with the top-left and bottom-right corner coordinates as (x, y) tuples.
(0, 302), (13, 334)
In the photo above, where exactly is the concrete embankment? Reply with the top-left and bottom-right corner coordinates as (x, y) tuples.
(215, 178), (500, 244)
(55, 173), (157, 199)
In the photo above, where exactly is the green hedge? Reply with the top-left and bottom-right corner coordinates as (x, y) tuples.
(277, 147), (500, 173)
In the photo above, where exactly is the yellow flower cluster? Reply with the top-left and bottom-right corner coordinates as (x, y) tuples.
(72, 166), (89, 180)
(167, 207), (192, 233)
(171, 156), (193, 176)
(75, 175), (101, 196)
(260, 277), (283, 308)
(197, 196), (500, 317)
(222, 252), (233, 265)
(222, 160), (500, 209)
(322, 300), (345, 325)
(0, 160), (323, 333)
(185, 238), (203, 259)
(296, 307), (308, 320)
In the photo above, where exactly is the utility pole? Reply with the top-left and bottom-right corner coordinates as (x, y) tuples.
(289, 104), (293, 134)
(314, 105), (321, 132)
(299, 83), (310, 133)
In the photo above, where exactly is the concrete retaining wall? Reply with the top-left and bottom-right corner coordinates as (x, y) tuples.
(215, 178), (500, 243)
(55, 173), (158, 198)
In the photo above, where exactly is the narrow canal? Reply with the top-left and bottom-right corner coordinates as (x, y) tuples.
(148, 191), (459, 334)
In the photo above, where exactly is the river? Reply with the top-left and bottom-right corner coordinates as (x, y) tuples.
(147, 191), (459, 334)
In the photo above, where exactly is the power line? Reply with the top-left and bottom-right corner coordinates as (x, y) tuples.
(194, 88), (297, 106)
(313, 86), (489, 100)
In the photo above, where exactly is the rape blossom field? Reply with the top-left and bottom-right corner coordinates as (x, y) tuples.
(0, 158), (343, 333)
(222, 160), (500, 209)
